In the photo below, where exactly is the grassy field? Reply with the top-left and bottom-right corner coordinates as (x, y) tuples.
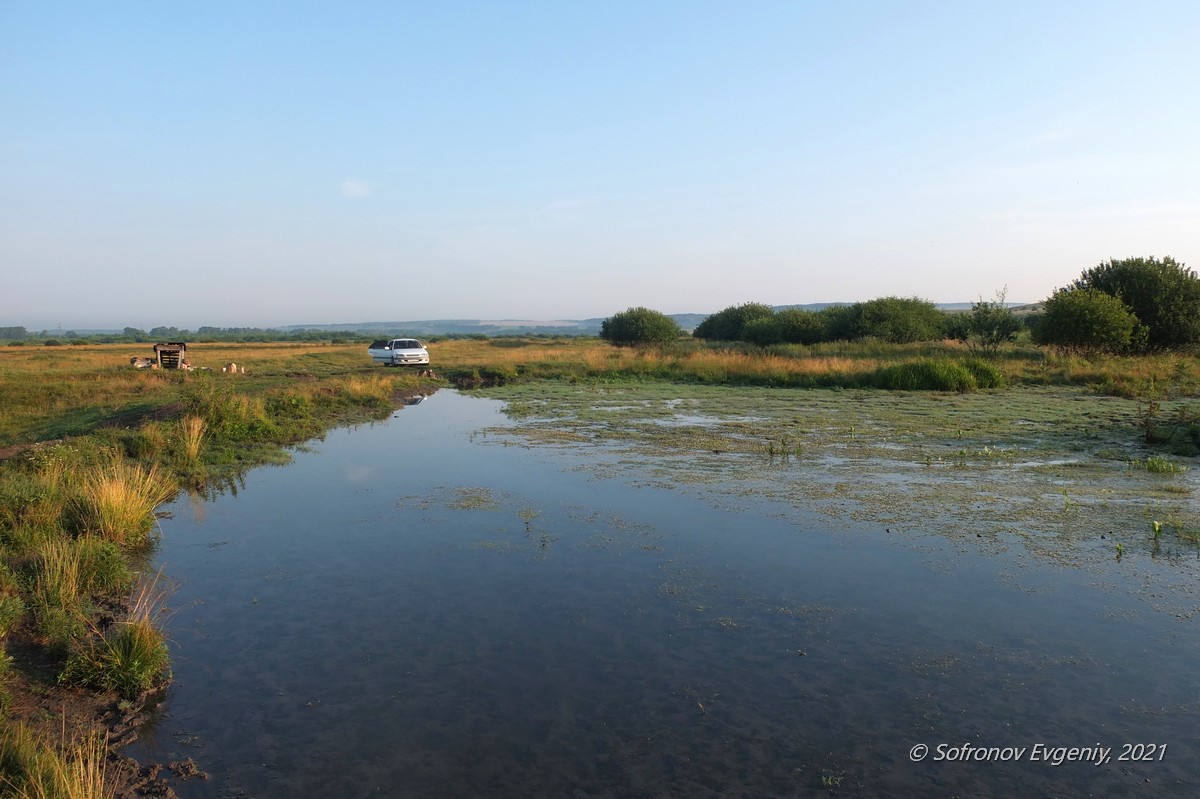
(4, 338), (1198, 446)
(0, 335), (1196, 791)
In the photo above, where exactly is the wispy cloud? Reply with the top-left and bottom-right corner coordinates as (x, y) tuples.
(341, 179), (371, 198)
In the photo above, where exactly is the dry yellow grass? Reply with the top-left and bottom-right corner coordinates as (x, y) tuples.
(0, 723), (115, 799)
(73, 459), (176, 546)
(179, 416), (206, 463)
(341, 375), (394, 400)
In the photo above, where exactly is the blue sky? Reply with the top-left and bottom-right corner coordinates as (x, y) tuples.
(3, 1), (1198, 329)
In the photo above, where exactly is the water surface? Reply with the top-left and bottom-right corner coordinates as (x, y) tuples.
(132, 391), (1197, 797)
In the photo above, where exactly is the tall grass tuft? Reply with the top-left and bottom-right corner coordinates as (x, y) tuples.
(22, 537), (129, 636)
(0, 558), (24, 638)
(73, 537), (133, 596)
(71, 459), (175, 547)
(179, 415), (206, 463)
(28, 539), (82, 614)
(26, 539), (86, 652)
(0, 594), (22, 638)
(961, 357), (1006, 389)
(0, 723), (115, 799)
(0, 450), (74, 553)
(872, 359), (979, 392)
(61, 572), (171, 699)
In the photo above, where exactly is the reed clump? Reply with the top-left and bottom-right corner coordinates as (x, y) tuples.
(0, 722), (115, 799)
(21, 536), (131, 653)
(872, 358), (1006, 392)
(61, 573), (170, 699)
(70, 459), (175, 547)
(179, 416), (206, 463)
(26, 538), (86, 652)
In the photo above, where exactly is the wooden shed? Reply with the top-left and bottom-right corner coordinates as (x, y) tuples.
(153, 342), (187, 369)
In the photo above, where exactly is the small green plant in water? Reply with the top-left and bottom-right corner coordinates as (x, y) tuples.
(1146, 456), (1187, 474)
(821, 771), (845, 788)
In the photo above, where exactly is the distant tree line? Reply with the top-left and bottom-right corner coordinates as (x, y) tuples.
(692, 298), (955, 346)
(600, 256), (1200, 355)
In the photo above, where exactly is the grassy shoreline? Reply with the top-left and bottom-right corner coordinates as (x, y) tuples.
(0, 337), (1196, 794)
(1, 343), (437, 796)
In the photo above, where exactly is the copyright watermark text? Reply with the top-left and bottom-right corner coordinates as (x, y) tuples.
(909, 742), (1168, 766)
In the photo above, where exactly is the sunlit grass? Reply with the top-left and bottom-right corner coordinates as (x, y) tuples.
(179, 416), (206, 463)
(0, 722), (115, 799)
(61, 571), (171, 699)
(71, 459), (176, 547)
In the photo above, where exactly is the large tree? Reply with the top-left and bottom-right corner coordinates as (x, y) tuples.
(1071, 256), (1200, 351)
(600, 307), (681, 346)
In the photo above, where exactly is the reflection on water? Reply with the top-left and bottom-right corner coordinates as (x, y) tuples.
(131, 392), (1197, 798)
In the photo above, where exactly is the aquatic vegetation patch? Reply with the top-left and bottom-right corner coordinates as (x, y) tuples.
(1129, 455), (1188, 475)
(480, 383), (1200, 576)
(446, 487), (503, 511)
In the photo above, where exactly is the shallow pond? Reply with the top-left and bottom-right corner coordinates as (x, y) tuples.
(133, 390), (1197, 797)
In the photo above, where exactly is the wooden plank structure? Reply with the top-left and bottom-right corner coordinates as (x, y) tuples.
(153, 342), (187, 369)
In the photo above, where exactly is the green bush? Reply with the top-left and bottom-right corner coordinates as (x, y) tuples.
(850, 296), (947, 343)
(963, 290), (1022, 353)
(600, 307), (681, 346)
(1033, 287), (1137, 353)
(1072, 256), (1200, 351)
(742, 316), (784, 346)
(777, 309), (825, 344)
(693, 303), (775, 341)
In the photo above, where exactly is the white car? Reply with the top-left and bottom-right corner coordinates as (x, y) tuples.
(367, 338), (430, 367)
